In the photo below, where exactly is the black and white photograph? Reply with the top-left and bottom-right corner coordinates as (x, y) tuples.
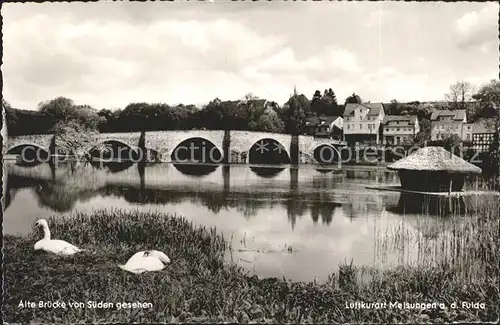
(1, 1), (499, 323)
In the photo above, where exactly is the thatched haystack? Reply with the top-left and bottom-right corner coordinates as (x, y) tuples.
(387, 146), (482, 192)
(389, 192), (466, 216)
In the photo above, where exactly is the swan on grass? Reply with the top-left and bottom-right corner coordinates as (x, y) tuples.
(118, 250), (171, 274)
(33, 219), (85, 256)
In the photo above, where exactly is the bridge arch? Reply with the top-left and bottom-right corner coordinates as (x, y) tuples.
(250, 166), (285, 178)
(87, 140), (140, 161)
(170, 137), (223, 163)
(173, 164), (219, 177)
(7, 143), (49, 154)
(6, 143), (50, 164)
(248, 138), (291, 165)
(313, 144), (341, 165)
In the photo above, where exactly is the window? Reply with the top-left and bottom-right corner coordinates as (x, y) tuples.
(360, 124), (362, 129)
(385, 128), (389, 132)
(397, 128), (400, 131)
(466, 134), (470, 140)
(347, 124), (350, 130)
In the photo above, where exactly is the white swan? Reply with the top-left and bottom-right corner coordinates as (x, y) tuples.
(118, 250), (171, 274)
(33, 219), (85, 255)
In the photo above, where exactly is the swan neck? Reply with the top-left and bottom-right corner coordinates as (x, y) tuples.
(42, 224), (51, 240)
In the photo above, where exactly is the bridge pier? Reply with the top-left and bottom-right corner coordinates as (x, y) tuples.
(49, 135), (57, 156)
(223, 165), (230, 192)
(138, 131), (147, 162)
(290, 135), (299, 165)
(223, 130), (230, 164)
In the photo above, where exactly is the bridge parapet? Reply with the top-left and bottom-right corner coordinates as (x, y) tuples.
(6, 131), (348, 164)
(77, 132), (141, 157)
(6, 134), (54, 153)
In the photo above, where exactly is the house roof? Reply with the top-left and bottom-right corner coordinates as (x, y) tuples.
(387, 146), (482, 174)
(383, 115), (418, 124)
(430, 109), (466, 121)
(471, 119), (497, 134)
(343, 103), (384, 117)
(305, 115), (341, 127)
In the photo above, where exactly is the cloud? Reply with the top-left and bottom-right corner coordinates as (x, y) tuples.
(454, 2), (498, 50)
(3, 14), (288, 108)
(2, 2), (498, 110)
(253, 46), (362, 75)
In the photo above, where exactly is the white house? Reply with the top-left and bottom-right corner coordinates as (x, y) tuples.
(430, 109), (467, 141)
(343, 102), (385, 144)
(382, 115), (420, 145)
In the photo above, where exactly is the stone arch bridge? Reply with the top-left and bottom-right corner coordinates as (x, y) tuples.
(5, 130), (346, 164)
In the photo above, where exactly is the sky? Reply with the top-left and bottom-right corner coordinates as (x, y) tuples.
(2, 1), (499, 111)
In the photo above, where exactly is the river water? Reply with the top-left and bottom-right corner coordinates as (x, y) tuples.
(3, 160), (496, 282)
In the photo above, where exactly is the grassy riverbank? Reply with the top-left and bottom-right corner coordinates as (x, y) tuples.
(4, 208), (498, 323)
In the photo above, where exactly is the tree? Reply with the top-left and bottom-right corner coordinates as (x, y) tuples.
(414, 118), (431, 146)
(442, 134), (462, 156)
(472, 80), (500, 172)
(321, 88), (339, 115)
(38, 97), (77, 119)
(242, 92), (259, 103)
(200, 98), (250, 130)
(387, 99), (401, 115)
(281, 88), (310, 135)
(2, 99), (12, 110)
(328, 88), (336, 101)
(51, 119), (99, 160)
(3, 99), (17, 134)
(345, 93), (362, 104)
(97, 109), (113, 120)
(311, 88), (340, 116)
(312, 90), (322, 102)
(38, 97), (104, 130)
(472, 79), (500, 122)
(250, 112), (285, 133)
(445, 81), (474, 110)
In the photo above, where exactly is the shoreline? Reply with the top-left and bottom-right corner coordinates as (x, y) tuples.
(3, 209), (498, 323)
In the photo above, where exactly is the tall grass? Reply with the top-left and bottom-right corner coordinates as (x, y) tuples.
(4, 207), (499, 323)
(376, 195), (499, 279)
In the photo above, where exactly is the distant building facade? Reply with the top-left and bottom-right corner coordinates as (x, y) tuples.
(430, 109), (467, 141)
(305, 115), (343, 140)
(464, 120), (497, 152)
(343, 102), (385, 145)
(382, 115), (420, 145)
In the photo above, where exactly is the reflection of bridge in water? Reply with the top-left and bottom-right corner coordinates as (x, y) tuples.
(5, 162), (357, 227)
(5, 161), (487, 231)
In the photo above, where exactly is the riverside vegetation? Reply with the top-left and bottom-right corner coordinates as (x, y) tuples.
(3, 198), (499, 323)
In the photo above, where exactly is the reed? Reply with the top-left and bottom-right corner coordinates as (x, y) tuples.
(4, 206), (498, 323)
